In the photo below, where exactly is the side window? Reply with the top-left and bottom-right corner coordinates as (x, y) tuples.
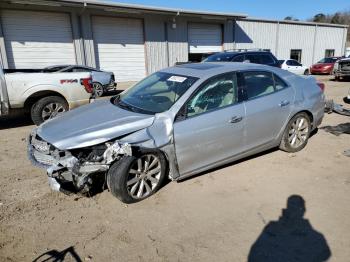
(273, 74), (288, 91)
(260, 54), (275, 65)
(232, 55), (244, 62)
(245, 54), (260, 64)
(242, 71), (275, 99)
(73, 67), (88, 72)
(186, 73), (237, 117)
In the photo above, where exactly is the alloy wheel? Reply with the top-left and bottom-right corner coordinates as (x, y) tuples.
(126, 154), (162, 199)
(288, 116), (309, 148)
(93, 83), (104, 97)
(41, 102), (66, 121)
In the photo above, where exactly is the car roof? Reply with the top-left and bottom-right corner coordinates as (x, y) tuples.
(160, 62), (290, 79)
(217, 51), (271, 55)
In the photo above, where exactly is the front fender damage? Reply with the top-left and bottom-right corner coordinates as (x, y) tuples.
(119, 112), (180, 180)
(28, 112), (180, 195)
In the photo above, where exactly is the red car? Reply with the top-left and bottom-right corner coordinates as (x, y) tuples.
(310, 57), (341, 75)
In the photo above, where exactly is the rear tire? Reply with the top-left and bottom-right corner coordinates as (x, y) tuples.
(93, 82), (104, 97)
(279, 112), (311, 153)
(30, 96), (68, 125)
(303, 69), (310, 75)
(107, 150), (167, 204)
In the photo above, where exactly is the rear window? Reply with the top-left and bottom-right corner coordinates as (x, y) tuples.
(204, 53), (235, 62)
(232, 55), (244, 62)
(245, 54), (261, 64)
(260, 54), (275, 65)
(318, 58), (338, 63)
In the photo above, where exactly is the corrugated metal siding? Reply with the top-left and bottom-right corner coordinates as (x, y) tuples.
(277, 23), (315, 66)
(235, 20), (278, 53)
(314, 26), (345, 63)
(167, 20), (188, 65)
(144, 17), (168, 74)
(1, 10), (76, 68)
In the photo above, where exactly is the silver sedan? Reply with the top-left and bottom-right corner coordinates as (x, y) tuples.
(28, 63), (325, 203)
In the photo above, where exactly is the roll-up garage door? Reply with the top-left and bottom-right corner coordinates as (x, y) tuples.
(1, 10), (76, 68)
(188, 23), (223, 53)
(92, 16), (146, 82)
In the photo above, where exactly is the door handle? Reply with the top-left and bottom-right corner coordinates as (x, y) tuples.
(279, 100), (290, 107)
(229, 116), (243, 123)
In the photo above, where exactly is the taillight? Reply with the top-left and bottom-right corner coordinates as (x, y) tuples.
(80, 77), (93, 93)
(317, 82), (325, 92)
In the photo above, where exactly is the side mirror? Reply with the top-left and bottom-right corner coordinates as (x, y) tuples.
(175, 105), (188, 122)
(243, 59), (250, 63)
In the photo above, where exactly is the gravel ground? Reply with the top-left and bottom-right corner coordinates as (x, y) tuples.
(0, 75), (349, 262)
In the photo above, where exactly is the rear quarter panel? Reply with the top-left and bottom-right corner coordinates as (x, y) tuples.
(288, 75), (325, 129)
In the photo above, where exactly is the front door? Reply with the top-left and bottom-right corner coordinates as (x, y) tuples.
(173, 72), (245, 176)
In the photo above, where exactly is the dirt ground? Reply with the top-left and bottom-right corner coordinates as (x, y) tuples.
(0, 75), (350, 262)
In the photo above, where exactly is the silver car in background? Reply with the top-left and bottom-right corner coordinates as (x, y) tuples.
(43, 65), (116, 97)
(28, 63), (325, 203)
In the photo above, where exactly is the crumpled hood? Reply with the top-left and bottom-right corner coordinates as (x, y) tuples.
(37, 99), (155, 150)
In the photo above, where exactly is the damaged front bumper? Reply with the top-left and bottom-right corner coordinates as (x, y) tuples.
(28, 129), (131, 194)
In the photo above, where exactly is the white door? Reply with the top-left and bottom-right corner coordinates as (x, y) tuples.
(286, 60), (304, 75)
(1, 10), (76, 68)
(188, 23), (223, 53)
(92, 16), (146, 82)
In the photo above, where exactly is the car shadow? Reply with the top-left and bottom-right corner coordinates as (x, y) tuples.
(320, 123), (350, 136)
(248, 195), (331, 262)
(32, 246), (82, 262)
(0, 114), (34, 130)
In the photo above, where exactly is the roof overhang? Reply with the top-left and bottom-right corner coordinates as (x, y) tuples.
(6, 0), (247, 18)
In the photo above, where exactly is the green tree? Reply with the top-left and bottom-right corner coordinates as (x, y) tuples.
(313, 13), (327, 22)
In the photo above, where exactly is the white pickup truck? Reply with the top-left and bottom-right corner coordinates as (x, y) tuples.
(0, 68), (94, 125)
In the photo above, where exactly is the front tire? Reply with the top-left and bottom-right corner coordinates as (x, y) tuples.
(107, 151), (167, 203)
(31, 96), (68, 125)
(279, 112), (311, 153)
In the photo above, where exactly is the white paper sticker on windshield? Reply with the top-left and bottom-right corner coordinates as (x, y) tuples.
(167, 76), (187, 83)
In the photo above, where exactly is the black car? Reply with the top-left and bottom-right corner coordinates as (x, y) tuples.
(203, 50), (280, 68)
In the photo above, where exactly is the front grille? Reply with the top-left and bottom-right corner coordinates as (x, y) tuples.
(28, 131), (59, 168)
(33, 150), (59, 166)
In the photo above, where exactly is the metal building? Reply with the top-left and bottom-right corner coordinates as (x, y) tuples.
(0, 0), (348, 82)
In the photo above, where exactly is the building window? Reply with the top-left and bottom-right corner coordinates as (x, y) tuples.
(325, 49), (335, 57)
(290, 49), (302, 63)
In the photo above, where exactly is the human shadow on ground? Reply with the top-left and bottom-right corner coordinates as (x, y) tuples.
(248, 195), (331, 262)
(32, 246), (82, 262)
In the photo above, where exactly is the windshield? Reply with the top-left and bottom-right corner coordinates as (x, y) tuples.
(203, 53), (235, 62)
(115, 72), (198, 114)
(318, 58), (338, 63)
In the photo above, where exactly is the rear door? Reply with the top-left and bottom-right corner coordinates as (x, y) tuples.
(239, 71), (295, 150)
(173, 72), (245, 175)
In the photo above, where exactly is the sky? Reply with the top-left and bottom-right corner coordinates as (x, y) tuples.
(110, 0), (350, 21)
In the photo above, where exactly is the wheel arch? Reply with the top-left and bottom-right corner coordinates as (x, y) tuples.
(294, 110), (314, 127)
(24, 91), (68, 111)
